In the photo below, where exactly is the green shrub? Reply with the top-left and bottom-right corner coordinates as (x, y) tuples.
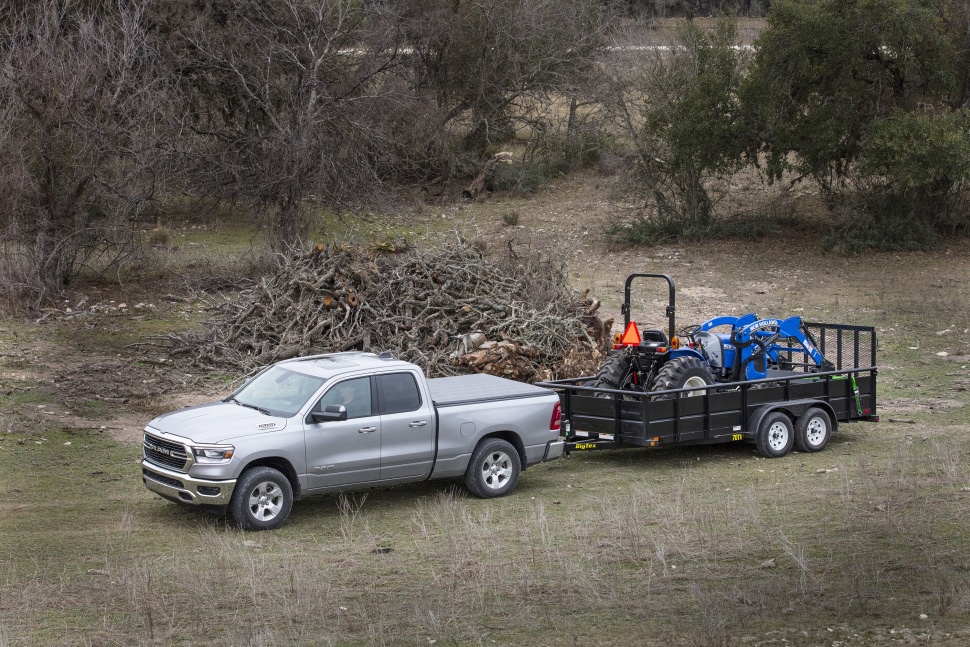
(490, 159), (562, 196)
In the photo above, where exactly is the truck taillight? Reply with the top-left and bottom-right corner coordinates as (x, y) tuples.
(550, 402), (562, 431)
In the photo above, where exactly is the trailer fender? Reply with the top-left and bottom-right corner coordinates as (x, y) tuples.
(746, 399), (838, 440)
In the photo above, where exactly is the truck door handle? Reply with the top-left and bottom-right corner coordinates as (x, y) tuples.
(409, 420), (428, 427)
(357, 427), (377, 433)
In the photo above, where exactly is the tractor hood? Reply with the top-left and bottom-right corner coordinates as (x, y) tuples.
(146, 401), (290, 444)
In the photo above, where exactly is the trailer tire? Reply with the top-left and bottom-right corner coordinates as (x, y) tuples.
(756, 411), (794, 458)
(588, 352), (634, 392)
(464, 438), (521, 498)
(230, 466), (293, 531)
(794, 407), (832, 453)
(651, 356), (714, 397)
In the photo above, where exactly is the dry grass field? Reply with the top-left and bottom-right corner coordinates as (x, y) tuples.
(1, 172), (969, 646)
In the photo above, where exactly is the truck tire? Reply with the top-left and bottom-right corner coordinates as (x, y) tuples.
(756, 411), (794, 458)
(230, 466), (294, 531)
(464, 438), (521, 499)
(794, 407), (832, 453)
(587, 352), (633, 391)
(651, 356), (714, 396)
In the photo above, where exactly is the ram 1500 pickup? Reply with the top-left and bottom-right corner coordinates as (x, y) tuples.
(141, 352), (564, 530)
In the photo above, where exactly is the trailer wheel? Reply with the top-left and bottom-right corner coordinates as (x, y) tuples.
(230, 466), (293, 531)
(756, 412), (794, 458)
(652, 356), (714, 397)
(464, 438), (521, 498)
(794, 407), (831, 453)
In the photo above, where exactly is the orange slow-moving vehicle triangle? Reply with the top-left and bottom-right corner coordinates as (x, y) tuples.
(620, 322), (641, 345)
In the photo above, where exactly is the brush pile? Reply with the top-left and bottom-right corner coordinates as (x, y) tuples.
(170, 242), (611, 381)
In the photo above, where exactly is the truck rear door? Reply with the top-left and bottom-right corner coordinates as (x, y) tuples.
(376, 371), (435, 480)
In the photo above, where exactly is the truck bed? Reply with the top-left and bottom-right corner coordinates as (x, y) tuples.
(428, 373), (553, 407)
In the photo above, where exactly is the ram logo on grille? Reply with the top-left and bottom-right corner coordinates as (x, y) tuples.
(145, 440), (173, 456)
(144, 433), (189, 470)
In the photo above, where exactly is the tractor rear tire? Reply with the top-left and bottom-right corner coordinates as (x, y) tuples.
(587, 352), (633, 391)
(651, 357), (714, 397)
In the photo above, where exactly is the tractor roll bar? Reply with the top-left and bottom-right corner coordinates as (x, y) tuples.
(621, 274), (676, 341)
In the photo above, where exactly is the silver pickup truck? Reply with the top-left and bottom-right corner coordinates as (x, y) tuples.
(141, 352), (564, 530)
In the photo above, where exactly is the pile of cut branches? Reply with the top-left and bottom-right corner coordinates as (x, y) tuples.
(167, 242), (611, 381)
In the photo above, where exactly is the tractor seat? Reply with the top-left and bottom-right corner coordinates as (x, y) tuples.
(641, 329), (667, 344)
(692, 330), (724, 369)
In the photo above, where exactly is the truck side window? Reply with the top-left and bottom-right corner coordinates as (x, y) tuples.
(316, 377), (372, 420)
(378, 373), (422, 414)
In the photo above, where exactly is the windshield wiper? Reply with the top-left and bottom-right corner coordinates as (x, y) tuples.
(226, 397), (271, 416)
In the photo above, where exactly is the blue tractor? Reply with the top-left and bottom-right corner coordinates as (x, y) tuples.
(588, 274), (836, 394)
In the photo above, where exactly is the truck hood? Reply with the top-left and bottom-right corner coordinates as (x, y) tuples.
(146, 401), (290, 444)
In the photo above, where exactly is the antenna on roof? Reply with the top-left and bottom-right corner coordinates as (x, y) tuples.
(377, 351), (394, 360)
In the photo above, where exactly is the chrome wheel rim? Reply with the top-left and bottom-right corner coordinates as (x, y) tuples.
(481, 451), (513, 491)
(248, 481), (283, 521)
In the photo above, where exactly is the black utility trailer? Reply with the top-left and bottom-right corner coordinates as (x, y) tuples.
(537, 322), (878, 457)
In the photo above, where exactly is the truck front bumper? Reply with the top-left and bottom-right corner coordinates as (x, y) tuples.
(142, 460), (236, 508)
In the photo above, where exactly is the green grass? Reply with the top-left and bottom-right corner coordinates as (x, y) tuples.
(1, 189), (970, 646)
(3, 427), (970, 646)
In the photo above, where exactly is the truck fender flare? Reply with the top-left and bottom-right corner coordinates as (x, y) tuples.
(237, 455), (303, 500)
(746, 399), (838, 438)
(478, 431), (528, 470)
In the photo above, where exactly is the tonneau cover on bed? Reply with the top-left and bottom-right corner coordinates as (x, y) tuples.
(428, 374), (551, 407)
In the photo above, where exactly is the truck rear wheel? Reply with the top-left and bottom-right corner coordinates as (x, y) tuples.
(230, 466), (293, 531)
(651, 356), (714, 396)
(464, 438), (521, 498)
(795, 407), (831, 453)
(756, 411), (794, 458)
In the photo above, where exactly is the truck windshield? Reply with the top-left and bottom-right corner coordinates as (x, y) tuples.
(229, 366), (325, 418)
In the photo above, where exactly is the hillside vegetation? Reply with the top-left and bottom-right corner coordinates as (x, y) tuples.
(1, 172), (969, 645)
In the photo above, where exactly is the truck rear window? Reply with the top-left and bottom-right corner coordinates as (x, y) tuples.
(379, 373), (422, 414)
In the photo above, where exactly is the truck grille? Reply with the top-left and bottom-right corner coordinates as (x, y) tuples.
(143, 433), (189, 471)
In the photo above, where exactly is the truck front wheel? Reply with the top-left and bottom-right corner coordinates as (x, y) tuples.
(465, 438), (521, 498)
(230, 466), (294, 531)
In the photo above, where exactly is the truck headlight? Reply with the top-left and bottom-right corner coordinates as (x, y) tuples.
(193, 445), (235, 464)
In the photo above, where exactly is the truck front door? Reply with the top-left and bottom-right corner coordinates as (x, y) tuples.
(304, 376), (381, 489)
(376, 372), (435, 480)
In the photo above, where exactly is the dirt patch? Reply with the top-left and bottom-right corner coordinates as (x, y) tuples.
(881, 398), (965, 414)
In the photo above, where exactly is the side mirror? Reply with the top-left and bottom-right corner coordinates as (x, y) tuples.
(308, 404), (348, 424)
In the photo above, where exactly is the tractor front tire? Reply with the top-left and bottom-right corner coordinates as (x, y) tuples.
(651, 357), (714, 396)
